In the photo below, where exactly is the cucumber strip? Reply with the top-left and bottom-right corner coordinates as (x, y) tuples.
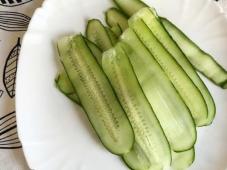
(105, 8), (128, 31)
(136, 8), (215, 125)
(55, 38), (103, 104)
(58, 35), (134, 155)
(67, 93), (80, 102)
(84, 38), (103, 65)
(55, 72), (80, 104)
(105, 27), (118, 45)
(121, 29), (196, 152)
(122, 143), (151, 170)
(86, 19), (113, 51)
(171, 148), (195, 170)
(113, 0), (147, 17)
(55, 71), (74, 95)
(161, 18), (227, 89)
(129, 17), (208, 127)
(103, 43), (171, 168)
(111, 24), (123, 37)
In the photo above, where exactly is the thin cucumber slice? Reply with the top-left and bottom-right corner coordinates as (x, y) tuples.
(105, 8), (128, 31)
(171, 148), (195, 170)
(55, 71), (74, 95)
(113, 0), (146, 17)
(55, 38), (103, 104)
(105, 27), (118, 45)
(84, 38), (103, 65)
(58, 35), (134, 155)
(111, 24), (123, 37)
(55, 72), (80, 104)
(67, 93), (80, 102)
(136, 8), (215, 125)
(103, 43), (171, 168)
(129, 16), (208, 127)
(123, 143), (151, 170)
(161, 17), (227, 89)
(86, 19), (113, 51)
(121, 29), (196, 152)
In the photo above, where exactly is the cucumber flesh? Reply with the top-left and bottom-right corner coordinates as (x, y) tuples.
(111, 24), (123, 37)
(55, 38), (103, 104)
(136, 8), (215, 125)
(85, 38), (103, 65)
(171, 148), (195, 170)
(86, 19), (113, 51)
(122, 143), (151, 170)
(58, 35), (134, 155)
(55, 71), (74, 95)
(105, 27), (118, 45)
(55, 72), (80, 104)
(105, 8), (129, 31)
(161, 17), (227, 89)
(113, 0), (147, 17)
(121, 29), (196, 152)
(103, 43), (171, 168)
(129, 16), (208, 127)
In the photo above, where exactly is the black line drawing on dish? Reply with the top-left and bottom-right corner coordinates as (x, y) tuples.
(3, 37), (21, 98)
(0, 11), (30, 31)
(0, 111), (22, 149)
(0, 90), (3, 98)
(0, 0), (33, 7)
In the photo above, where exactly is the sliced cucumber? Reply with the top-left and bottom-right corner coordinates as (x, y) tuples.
(55, 38), (103, 104)
(171, 148), (195, 170)
(136, 8), (215, 125)
(113, 0), (146, 17)
(161, 17), (227, 89)
(129, 16), (208, 127)
(105, 8), (128, 31)
(103, 43), (171, 168)
(123, 143), (151, 170)
(111, 24), (123, 37)
(121, 29), (196, 152)
(56, 39), (102, 98)
(58, 35), (134, 155)
(84, 38), (103, 65)
(55, 71), (80, 104)
(86, 19), (113, 51)
(105, 26), (118, 45)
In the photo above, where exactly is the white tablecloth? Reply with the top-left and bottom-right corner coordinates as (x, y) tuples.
(0, 0), (225, 169)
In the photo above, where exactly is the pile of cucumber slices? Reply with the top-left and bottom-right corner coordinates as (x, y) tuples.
(55, 0), (227, 169)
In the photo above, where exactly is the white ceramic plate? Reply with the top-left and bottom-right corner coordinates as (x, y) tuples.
(16, 0), (227, 169)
